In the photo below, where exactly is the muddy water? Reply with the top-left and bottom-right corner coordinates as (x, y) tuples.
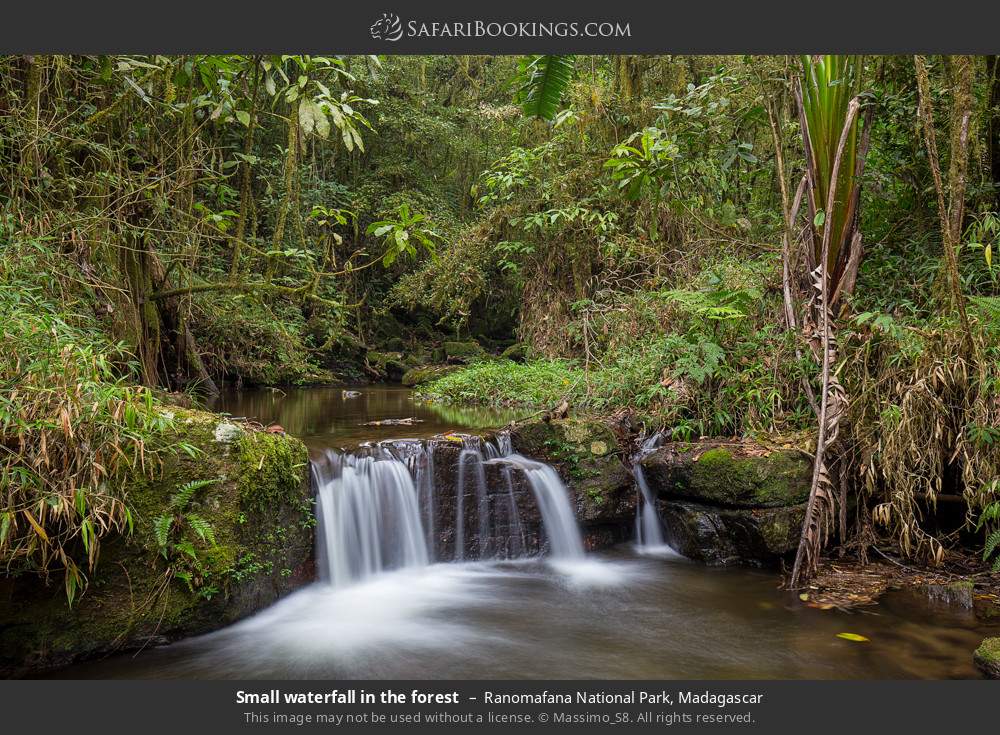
(57, 387), (998, 679)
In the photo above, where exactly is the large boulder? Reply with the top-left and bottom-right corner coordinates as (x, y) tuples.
(510, 419), (636, 548)
(442, 340), (486, 364)
(660, 500), (806, 565)
(401, 364), (459, 387)
(0, 408), (314, 678)
(641, 444), (811, 508)
(641, 442), (811, 565)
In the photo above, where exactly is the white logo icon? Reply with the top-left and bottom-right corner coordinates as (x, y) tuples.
(370, 13), (403, 41)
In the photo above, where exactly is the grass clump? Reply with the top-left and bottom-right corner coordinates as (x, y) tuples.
(0, 240), (176, 603)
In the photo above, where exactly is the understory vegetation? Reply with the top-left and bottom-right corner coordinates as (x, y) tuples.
(2, 53), (1000, 591)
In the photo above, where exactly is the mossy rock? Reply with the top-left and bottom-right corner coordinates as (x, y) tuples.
(366, 350), (407, 381)
(443, 340), (486, 363)
(511, 419), (635, 524)
(661, 500), (807, 566)
(0, 408), (314, 677)
(500, 343), (529, 363)
(974, 637), (1000, 679)
(401, 364), (459, 387)
(641, 444), (811, 508)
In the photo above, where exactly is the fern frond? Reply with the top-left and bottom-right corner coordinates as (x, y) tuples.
(185, 513), (216, 546)
(175, 540), (198, 560)
(970, 295), (1000, 323)
(153, 514), (174, 553)
(170, 478), (219, 511)
(984, 528), (1000, 562)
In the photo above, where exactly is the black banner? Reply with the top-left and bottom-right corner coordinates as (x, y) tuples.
(1, 680), (996, 733)
(3, 0), (1000, 54)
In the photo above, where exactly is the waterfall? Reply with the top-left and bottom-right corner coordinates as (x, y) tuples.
(313, 447), (429, 587)
(455, 436), (491, 560)
(313, 431), (588, 588)
(633, 433), (666, 548)
(490, 454), (585, 559)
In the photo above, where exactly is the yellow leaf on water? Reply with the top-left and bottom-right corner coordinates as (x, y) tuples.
(836, 633), (870, 642)
(799, 593), (810, 601)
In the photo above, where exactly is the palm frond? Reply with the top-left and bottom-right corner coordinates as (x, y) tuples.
(519, 55), (576, 121)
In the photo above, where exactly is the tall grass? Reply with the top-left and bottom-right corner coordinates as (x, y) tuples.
(0, 237), (175, 602)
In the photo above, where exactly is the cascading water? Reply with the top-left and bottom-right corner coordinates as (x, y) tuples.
(313, 431), (587, 586)
(632, 433), (665, 547)
(313, 447), (428, 587)
(631, 433), (681, 556)
(491, 454), (585, 559)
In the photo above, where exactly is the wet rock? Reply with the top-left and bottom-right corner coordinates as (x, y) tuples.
(510, 419), (636, 530)
(641, 444), (811, 508)
(925, 580), (975, 610)
(443, 340), (486, 364)
(500, 343), (529, 363)
(427, 440), (543, 560)
(974, 637), (1000, 679)
(0, 408), (313, 678)
(661, 500), (807, 566)
(401, 364), (459, 387)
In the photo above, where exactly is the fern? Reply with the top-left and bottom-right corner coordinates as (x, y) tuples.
(970, 296), (1000, 325)
(153, 514), (174, 554)
(174, 540), (198, 560)
(185, 513), (216, 546)
(170, 478), (219, 511)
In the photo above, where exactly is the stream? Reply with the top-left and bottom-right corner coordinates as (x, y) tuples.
(57, 386), (997, 679)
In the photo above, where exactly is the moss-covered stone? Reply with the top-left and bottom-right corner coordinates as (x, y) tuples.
(641, 444), (811, 508)
(974, 637), (1000, 679)
(443, 340), (486, 363)
(510, 418), (634, 525)
(0, 407), (313, 678)
(661, 500), (807, 566)
(500, 343), (529, 363)
(366, 351), (407, 381)
(401, 364), (460, 387)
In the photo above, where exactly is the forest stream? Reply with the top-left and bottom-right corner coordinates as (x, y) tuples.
(50, 387), (997, 680)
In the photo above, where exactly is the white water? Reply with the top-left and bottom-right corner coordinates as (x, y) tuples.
(632, 433), (682, 557)
(489, 454), (585, 559)
(313, 448), (428, 587)
(313, 434), (587, 586)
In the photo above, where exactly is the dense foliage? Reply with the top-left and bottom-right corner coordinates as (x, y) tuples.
(2, 54), (1000, 590)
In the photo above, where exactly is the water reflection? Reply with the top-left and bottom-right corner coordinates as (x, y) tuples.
(207, 385), (526, 450)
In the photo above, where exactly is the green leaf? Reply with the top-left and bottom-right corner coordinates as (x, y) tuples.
(234, 110), (251, 127)
(813, 210), (826, 228)
(519, 55), (576, 121)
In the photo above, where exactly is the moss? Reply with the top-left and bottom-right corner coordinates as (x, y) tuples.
(0, 407), (314, 677)
(974, 637), (1000, 678)
(756, 504), (807, 553)
(500, 343), (528, 362)
(367, 350), (406, 380)
(682, 447), (810, 508)
(511, 418), (634, 523)
(402, 364), (459, 386)
(234, 431), (309, 513)
(443, 340), (486, 362)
